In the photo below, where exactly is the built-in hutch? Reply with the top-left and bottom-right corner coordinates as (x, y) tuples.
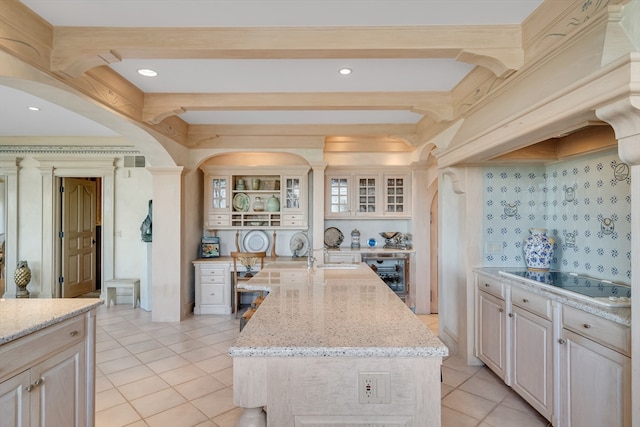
(325, 167), (411, 219)
(202, 166), (310, 230)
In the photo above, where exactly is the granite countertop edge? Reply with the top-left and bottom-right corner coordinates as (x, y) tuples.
(228, 345), (449, 358)
(475, 268), (631, 326)
(0, 299), (104, 345)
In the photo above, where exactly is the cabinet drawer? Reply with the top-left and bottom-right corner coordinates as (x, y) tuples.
(511, 287), (551, 320)
(282, 214), (303, 221)
(0, 316), (86, 382)
(282, 219), (305, 227)
(563, 305), (630, 356)
(477, 275), (505, 299)
(208, 214), (230, 226)
(201, 284), (225, 305)
(200, 270), (226, 284)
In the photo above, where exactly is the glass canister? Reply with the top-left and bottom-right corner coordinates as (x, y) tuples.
(252, 196), (265, 212)
(351, 228), (361, 249)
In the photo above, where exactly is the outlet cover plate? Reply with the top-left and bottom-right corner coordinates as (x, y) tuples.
(358, 372), (391, 404)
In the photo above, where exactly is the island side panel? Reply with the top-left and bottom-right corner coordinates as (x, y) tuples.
(233, 357), (268, 408)
(263, 356), (442, 426)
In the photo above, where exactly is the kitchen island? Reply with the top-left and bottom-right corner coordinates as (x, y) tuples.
(0, 298), (103, 427)
(229, 262), (448, 427)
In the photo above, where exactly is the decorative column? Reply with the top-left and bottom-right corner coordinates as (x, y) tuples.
(148, 166), (184, 322)
(0, 160), (19, 298)
(596, 93), (640, 426)
(309, 162), (327, 260)
(37, 164), (55, 298)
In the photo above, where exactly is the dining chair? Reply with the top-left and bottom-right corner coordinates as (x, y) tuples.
(231, 251), (267, 318)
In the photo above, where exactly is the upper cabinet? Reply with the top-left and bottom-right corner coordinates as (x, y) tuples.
(325, 168), (411, 219)
(202, 166), (309, 229)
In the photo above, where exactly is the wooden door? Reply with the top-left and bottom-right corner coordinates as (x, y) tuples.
(61, 178), (96, 298)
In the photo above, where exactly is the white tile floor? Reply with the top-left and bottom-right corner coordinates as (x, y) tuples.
(94, 305), (551, 427)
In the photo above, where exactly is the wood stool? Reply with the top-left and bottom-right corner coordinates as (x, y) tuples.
(105, 278), (141, 308)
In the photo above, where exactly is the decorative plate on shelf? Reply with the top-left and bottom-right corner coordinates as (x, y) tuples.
(232, 193), (250, 212)
(324, 227), (344, 248)
(289, 232), (309, 257)
(243, 230), (270, 252)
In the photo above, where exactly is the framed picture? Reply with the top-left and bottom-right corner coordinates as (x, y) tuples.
(201, 242), (220, 258)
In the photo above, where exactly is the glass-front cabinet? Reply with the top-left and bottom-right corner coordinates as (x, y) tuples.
(325, 168), (410, 218)
(202, 166), (309, 229)
(384, 175), (408, 216)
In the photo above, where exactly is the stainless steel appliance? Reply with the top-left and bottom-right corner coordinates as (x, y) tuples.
(362, 253), (410, 300)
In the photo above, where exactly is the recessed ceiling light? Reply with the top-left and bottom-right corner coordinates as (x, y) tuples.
(338, 68), (352, 76)
(137, 68), (158, 77)
(27, 106), (40, 111)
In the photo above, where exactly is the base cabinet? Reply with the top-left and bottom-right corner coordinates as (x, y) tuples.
(558, 308), (631, 427)
(194, 261), (232, 315)
(0, 313), (93, 427)
(476, 272), (631, 427)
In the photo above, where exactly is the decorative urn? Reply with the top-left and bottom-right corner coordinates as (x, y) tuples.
(523, 228), (554, 271)
(266, 195), (280, 212)
(14, 260), (32, 298)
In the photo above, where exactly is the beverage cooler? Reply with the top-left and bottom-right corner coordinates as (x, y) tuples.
(362, 253), (410, 301)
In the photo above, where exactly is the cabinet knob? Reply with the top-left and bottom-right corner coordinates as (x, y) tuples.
(34, 378), (44, 386)
(583, 323), (591, 329)
(522, 299), (529, 303)
(508, 313), (513, 318)
(558, 338), (567, 344)
(498, 308), (504, 313)
(484, 283), (490, 287)
(69, 330), (78, 336)
(25, 384), (33, 392)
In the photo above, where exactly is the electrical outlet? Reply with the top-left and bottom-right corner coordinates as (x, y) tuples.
(358, 372), (391, 404)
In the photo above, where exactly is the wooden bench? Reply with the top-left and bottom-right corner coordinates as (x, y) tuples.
(105, 278), (141, 308)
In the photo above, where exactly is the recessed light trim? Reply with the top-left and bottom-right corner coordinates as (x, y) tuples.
(338, 68), (352, 76)
(27, 106), (40, 111)
(137, 68), (158, 77)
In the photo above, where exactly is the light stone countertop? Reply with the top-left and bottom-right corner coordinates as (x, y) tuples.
(0, 298), (104, 345)
(229, 262), (448, 358)
(475, 268), (630, 326)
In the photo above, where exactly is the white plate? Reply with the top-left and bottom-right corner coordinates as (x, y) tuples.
(289, 232), (308, 257)
(243, 230), (270, 253)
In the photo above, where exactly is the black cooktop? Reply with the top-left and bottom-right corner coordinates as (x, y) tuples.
(500, 270), (631, 307)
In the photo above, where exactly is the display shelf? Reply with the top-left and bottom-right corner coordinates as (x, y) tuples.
(201, 166), (309, 230)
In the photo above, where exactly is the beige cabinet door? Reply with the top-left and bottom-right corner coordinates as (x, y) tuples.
(62, 178), (96, 298)
(477, 290), (507, 381)
(0, 370), (30, 427)
(510, 305), (553, 420)
(31, 341), (86, 427)
(559, 328), (631, 427)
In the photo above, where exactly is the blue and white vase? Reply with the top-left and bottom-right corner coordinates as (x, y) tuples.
(523, 228), (554, 271)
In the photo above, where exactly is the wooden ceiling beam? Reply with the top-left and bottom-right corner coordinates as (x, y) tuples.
(51, 25), (523, 77)
(143, 91), (452, 124)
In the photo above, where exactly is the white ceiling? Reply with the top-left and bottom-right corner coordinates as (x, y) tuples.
(0, 0), (545, 138)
